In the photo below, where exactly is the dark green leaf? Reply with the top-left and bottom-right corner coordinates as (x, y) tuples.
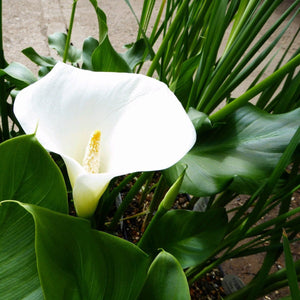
(173, 54), (200, 108)
(282, 230), (300, 299)
(92, 37), (132, 72)
(48, 32), (81, 63)
(165, 105), (300, 196)
(15, 202), (149, 300)
(138, 250), (190, 300)
(0, 135), (68, 299)
(0, 134), (68, 211)
(139, 208), (227, 268)
(82, 37), (99, 70)
(120, 39), (150, 70)
(187, 107), (211, 132)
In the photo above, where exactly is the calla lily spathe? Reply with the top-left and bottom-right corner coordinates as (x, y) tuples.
(14, 62), (196, 217)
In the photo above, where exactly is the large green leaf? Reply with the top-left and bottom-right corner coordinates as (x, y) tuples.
(89, 3), (131, 72)
(0, 135), (68, 299)
(92, 36), (132, 73)
(165, 105), (300, 196)
(138, 250), (190, 300)
(4, 202), (150, 300)
(139, 208), (227, 268)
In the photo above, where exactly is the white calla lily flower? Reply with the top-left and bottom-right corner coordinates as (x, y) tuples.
(14, 62), (196, 218)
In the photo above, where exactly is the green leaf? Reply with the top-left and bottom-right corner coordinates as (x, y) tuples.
(173, 54), (200, 109)
(165, 105), (300, 196)
(120, 39), (150, 70)
(139, 208), (227, 268)
(88, 4), (131, 72)
(92, 36), (132, 73)
(88, 0), (108, 44)
(138, 250), (190, 300)
(0, 134), (68, 211)
(12, 202), (149, 300)
(187, 107), (211, 133)
(282, 230), (300, 299)
(22, 47), (57, 67)
(48, 32), (81, 63)
(1, 62), (37, 88)
(82, 37), (99, 70)
(0, 135), (68, 299)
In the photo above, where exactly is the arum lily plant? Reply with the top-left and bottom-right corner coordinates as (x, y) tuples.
(14, 62), (196, 218)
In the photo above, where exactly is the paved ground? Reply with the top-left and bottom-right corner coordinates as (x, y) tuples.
(2, 0), (145, 71)
(3, 0), (299, 77)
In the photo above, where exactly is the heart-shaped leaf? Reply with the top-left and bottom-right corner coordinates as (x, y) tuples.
(0, 135), (68, 299)
(3, 201), (150, 300)
(139, 208), (227, 268)
(138, 250), (190, 300)
(165, 105), (300, 196)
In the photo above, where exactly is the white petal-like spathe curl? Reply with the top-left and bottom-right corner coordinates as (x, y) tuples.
(14, 62), (196, 218)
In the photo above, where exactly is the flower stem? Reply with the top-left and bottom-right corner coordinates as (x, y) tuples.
(63, 0), (78, 63)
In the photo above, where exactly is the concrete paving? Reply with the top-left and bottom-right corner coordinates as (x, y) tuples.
(2, 0), (143, 71)
(2, 0), (299, 87)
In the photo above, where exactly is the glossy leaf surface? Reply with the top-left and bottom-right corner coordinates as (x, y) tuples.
(0, 135), (68, 299)
(139, 208), (227, 268)
(138, 251), (190, 300)
(82, 37), (99, 70)
(12, 202), (150, 300)
(0, 62), (37, 88)
(165, 105), (300, 196)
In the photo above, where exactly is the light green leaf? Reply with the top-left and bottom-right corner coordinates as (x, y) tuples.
(139, 208), (227, 268)
(22, 47), (57, 67)
(138, 250), (190, 300)
(10, 202), (149, 300)
(1, 62), (37, 88)
(48, 32), (81, 63)
(165, 105), (300, 196)
(0, 135), (68, 299)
